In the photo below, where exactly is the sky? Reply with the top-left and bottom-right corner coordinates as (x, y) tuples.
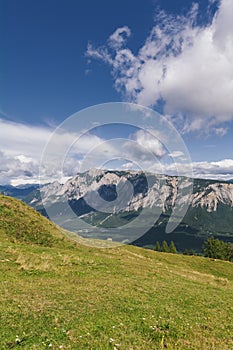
(0, 0), (233, 185)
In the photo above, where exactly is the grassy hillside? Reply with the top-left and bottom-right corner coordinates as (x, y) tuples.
(0, 194), (67, 247)
(0, 195), (233, 349)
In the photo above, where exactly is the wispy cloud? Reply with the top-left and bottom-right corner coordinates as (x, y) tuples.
(108, 26), (131, 49)
(87, 0), (233, 134)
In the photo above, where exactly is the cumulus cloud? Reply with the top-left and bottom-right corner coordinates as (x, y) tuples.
(0, 151), (38, 185)
(0, 119), (109, 184)
(129, 129), (167, 159)
(86, 0), (233, 133)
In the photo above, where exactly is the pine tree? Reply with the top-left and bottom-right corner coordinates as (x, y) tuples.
(155, 241), (161, 251)
(169, 241), (177, 254)
(161, 240), (169, 253)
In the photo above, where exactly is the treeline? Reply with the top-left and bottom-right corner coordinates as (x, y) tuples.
(154, 240), (177, 254)
(154, 237), (233, 262)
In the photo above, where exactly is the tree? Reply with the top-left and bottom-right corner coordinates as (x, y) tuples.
(161, 240), (169, 253)
(203, 237), (232, 261)
(155, 241), (161, 252)
(169, 241), (177, 254)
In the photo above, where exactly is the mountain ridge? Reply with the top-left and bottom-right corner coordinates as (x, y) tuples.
(1, 169), (233, 252)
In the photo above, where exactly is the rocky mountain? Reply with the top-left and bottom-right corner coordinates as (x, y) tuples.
(27, 169), (233, 214)
(1, 169), (233, 252)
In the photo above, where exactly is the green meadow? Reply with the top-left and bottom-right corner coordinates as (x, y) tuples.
(1, 194), (233, 349)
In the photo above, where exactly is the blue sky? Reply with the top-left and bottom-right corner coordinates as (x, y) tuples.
(0, 0), (233, 184)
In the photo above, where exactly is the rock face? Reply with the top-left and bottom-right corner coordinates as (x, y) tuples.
(192, 182), (233, 211)
(34, 169), (233, 213)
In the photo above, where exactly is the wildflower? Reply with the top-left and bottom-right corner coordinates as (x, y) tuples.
(15, 335), (20, 343)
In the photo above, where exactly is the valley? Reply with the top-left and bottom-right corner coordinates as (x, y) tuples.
(2, 169), (233, 253)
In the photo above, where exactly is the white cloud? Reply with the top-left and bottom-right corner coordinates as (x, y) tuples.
(0, 119), (168, 184)
(0, 119), (109, 184)
(129, 129), (167, 159)
(214, 127), (228, 136)
(87, 0), (233, 133)
(1, 118), (232, 184)
(168, 151), (184, 158)
(108, 26), (131, 49)
(192, 158), (233, 179)
(164, 158), (233, 180)
(0, 119), (51, 159)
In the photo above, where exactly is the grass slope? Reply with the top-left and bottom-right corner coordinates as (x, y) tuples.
(0, 194), (67, 247)
(0, 195), (233, 349)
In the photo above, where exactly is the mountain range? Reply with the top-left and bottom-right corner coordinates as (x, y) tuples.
(1, 169), (233, 252)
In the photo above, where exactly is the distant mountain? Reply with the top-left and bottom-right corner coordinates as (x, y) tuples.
(0, 184), (39, 199)
(1, 170), (233, 252)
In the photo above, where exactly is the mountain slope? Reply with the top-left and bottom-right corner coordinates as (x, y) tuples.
(0, 217), (233, 349)
(1, 196), (233, 348)
(0, 194), (66, 246)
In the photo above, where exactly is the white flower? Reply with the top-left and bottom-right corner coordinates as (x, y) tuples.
(15, 335), (20, 343)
